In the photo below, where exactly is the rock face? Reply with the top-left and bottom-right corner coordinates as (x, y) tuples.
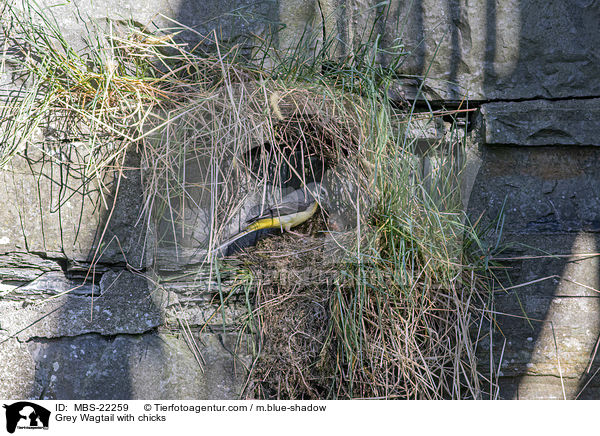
(1, 0), (599, 400)
(0, 147), (147, 266)
(386, 0), (600, 102)
(0, 148), (249, 400)
(26, 333), (245, 400)
(9, 0), (600, 102)
(467, 146), (600, 399)
(480, 100), (600, 147)
(11, 0), (277, 47)
(464, 94), (600, 400)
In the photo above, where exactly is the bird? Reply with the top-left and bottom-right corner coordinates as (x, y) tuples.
(210, 198), (320, 255)
(245, 199), (318, 234)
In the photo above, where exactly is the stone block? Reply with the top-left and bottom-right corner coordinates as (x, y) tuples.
(467, 145), (600, 399)
(0, 271), (167, 341)
(481, 99), (600, 146)
(0, 147), (148, 266)
(5, 0), (600, 104)
(386, 0), (600, 101)
(0, 338), (36, 398)
(26, 332), (248, 399)
(466, 146), (600, 237)
(9, 0), (277, 49)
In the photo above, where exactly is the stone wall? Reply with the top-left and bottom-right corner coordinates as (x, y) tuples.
(0, 147), (248, 399)
(1, 0), (599, 399)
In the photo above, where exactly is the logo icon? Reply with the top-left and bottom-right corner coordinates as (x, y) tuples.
(3, 402), (50, 433)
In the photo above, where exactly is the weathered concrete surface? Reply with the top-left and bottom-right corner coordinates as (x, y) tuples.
(0, 259), (250, 399)
(0, 271), (166, 341)
(481, 99), (600, 146)
(466, 146), (600, 234)
(10, 0), (277, 46)
(0, 141), (250, 399)
(478, 234), (600, 398)
(387, 0), (600, 101)
(0, 338), (37, 398)
(467, 146), (600, 399)
(25, 332), (246, 400)
(0, 147), (148, 266)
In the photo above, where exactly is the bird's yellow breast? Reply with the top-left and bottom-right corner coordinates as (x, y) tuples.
(245, 201), (318, 232)
(246, 216), (282, 232)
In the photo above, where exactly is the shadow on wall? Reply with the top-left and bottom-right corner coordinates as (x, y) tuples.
(388, 0), (599, 101)
(476, 1), (600, 399)
(11, 143), (168, 399)
(466, 147), (600, 399)
(389, 0), (600, 398)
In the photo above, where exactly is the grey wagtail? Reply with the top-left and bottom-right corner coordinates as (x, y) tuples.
(245, 199), (318, 233)
(211, 199), (319, 254)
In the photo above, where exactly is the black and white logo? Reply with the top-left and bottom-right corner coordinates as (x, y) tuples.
(3, 402), (50, 433)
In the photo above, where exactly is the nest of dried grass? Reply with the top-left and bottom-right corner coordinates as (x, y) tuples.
(142, 73), (372, 260)
(239, 219), (490, 399)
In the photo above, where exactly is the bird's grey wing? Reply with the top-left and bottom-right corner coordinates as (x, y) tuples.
(246, 201), (313, 223)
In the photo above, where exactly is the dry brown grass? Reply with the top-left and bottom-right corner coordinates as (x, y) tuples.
(237, 224), (492, 399)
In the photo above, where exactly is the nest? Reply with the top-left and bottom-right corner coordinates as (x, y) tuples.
(238, 226), (490, 399)
(238, 227), (342, 399)
(138, 47), (494, 400)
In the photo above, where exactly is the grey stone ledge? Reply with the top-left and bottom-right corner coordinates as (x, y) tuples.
(0, 271), (169, 341)
(481, 99), (600, 146)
